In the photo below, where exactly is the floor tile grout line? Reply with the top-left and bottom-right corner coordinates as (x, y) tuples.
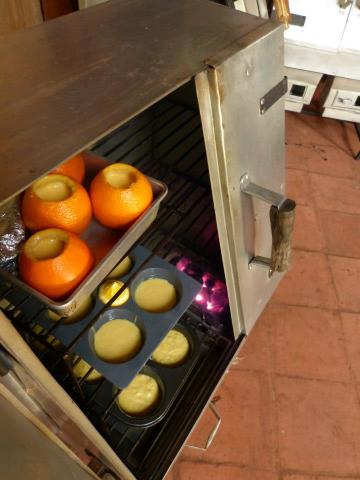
(267, 313), (281, 475)
(231, 366), (353, 387)
(285, 139), (352, 153)
(291, 242), (360, 259)
(324, 251), (343, 312)
(312, 208), (360, 218)
(285, 140), (358, 159)
(281, 467), (360, 479)
(272, 372), (352, 387)
(269, 299), (352, 317)
(312, 201), (328, 255)
(285, 161), (360, 178)
(338, 313), (360, 413)
(288, 203), (360, 218)
(177, 456), (360, 479)
(176, 456), (280, 472)
(286, 166), (356, 181)
(285, 161), (359, 180)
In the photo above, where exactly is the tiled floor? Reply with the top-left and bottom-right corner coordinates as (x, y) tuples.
(166, 112), (360, 480)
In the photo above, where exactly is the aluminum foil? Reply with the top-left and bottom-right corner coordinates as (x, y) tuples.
(0, 196), (25, 272)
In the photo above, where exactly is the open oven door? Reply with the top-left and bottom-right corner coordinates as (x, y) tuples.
(0, 311), (136, 480)
(0, 387), (98, 480)
(196, 24), (295, 337)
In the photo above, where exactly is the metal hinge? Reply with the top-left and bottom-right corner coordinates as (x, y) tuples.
(260, 77), (288, 115)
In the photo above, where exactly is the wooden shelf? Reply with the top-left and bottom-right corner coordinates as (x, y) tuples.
(0, 0), (274, 203)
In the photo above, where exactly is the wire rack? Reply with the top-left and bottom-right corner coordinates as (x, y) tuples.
(0, 96), (240, 479)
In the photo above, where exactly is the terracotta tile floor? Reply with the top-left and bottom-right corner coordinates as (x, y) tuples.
(166, 112), (360, 480)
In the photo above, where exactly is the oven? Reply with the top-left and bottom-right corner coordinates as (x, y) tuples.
(0, 1), (294, 479)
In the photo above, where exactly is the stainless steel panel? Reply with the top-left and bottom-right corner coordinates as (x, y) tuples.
(0, 393), (96, 480)
(0, 0), (276, 204)
(0, 311), (136, 480)
(197, 25), (285, 335)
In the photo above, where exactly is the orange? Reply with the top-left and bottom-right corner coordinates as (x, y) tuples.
(90, 163), (153, 229)
(19, 228), (93, 299)
(52, 153), (86, 183)
(22, 174), (92, 234)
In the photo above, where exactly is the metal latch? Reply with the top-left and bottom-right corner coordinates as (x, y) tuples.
(240, 173), (296, 277)
(260, 77), (288, 115)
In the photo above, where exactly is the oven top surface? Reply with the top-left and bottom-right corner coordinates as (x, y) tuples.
(0, 0), (278, 204)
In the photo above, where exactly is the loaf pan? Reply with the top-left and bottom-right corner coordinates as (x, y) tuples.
(0, 152), (168, 316)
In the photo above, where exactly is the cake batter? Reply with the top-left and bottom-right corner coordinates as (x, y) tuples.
(107, 256), (133, 279)
(98, 279), (130, 307)
(117, 373), (160, 416)
(94, 319), (142, 363)
(152, 329), (190, 366)
(134, 277), (177, 313)
(72, 357), (102, 382)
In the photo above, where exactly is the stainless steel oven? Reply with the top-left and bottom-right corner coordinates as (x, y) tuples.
(0, 1), (294, 479)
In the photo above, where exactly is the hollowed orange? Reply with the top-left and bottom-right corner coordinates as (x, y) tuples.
(22, 174), (92, 233)
(90, 163), (153, 229)
(19, 228), (93, 299)
(52, 153), (86, 183)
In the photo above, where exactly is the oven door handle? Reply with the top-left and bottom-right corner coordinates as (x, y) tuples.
(185, 402), (221, 452)
(240, 173), (296, 277)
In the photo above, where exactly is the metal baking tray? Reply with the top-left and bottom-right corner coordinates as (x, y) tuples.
(84, 321), (203, 428)
(114, 323), (203, 427)
(34, 245), (202, 389)
(0, 152), (168, 316)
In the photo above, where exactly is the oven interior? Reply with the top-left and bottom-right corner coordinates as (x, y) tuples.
(0, 80), (243, 480)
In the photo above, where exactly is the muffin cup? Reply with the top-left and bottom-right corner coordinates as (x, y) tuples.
(89, 308), (145, 363)
(131, 267), (183, 313)
(108, 323), (202, 427)
(107, 255), (134, 279)
(113, 365), (165, 426)
(151, 323), (193, 368)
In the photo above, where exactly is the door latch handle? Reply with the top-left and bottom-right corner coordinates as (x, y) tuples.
(240, 173), (296, 277)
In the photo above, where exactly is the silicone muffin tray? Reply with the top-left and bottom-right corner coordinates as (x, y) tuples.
(0, 152), (168, 316)
(86, 321), (203, 428)
(36, 245), (201, 389)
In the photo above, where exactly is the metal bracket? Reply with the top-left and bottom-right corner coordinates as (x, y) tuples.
(248, 256), (271, 271)
(239, 173), (287, 209)
(185, 402), (221, 452)
(260, 77), (288, 115)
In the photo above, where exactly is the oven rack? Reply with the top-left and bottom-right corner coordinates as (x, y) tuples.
(0, 97), (238, 479)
